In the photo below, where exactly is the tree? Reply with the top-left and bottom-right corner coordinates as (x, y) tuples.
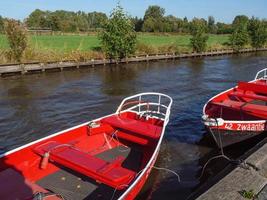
(0, 16), (4, 33)
(131, 17), (143, 32)
(49, 14), (60, 31)
(26, 9), (51, 28)
(87, 12), (108, 29)
(190, 18), (208, 34)
(248, 17), (267, 49)
(163, 15), (183, 32)
(142, 5), (165, 32)
(182, 17), (189, 33)
(5, 19), (28, 62)
(76, 11), (89, 31)
(98, 5), (137, 59)
(208, 16), (217, 34)
(190, 18), (209, 52)
(25, 9), (108, 32)
(216, 22), (232, 34)
(230, 24), (249, 51)
(143, 5), (165, 20)
(230, 16), (249, 51)
(142, 17), (156, 32)
(233, 15), (249, 27)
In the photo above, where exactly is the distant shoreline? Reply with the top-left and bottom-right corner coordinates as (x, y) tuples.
(0, 48), (266, 77)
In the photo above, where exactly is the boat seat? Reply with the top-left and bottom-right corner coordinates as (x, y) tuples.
(34, 141), (135, 190)
(238, 81), (267, 95)
(230, 91), (267, 102)
(0, 168), (60, 200)
(101, 114), (162, 139)
(211, 99), (267, 117)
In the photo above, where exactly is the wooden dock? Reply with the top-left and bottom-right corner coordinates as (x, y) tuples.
(0, 48), (266, 76)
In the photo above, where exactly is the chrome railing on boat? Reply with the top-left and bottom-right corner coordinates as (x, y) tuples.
(255, 68), (267, 81)
(116, 92), (173, 126)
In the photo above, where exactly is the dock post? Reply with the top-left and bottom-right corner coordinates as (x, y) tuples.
(20, 64), (27, 75)
(41, 63), (45, 72)
(59, 62), (63, 71)
(103, 59), (106, 66)
(91, 59), (95, 67)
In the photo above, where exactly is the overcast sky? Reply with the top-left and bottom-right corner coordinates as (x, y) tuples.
(0, 0), (266, 23)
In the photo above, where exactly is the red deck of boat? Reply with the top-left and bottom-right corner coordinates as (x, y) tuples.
(0, 111), (164, 200)
(206, 79), (267, 120)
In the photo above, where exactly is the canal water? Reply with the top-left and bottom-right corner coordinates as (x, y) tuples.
(0, 52), (267, 199)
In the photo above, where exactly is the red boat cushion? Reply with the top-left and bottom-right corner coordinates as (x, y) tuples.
(34, 141), (135, 190)
(212, 100), (267, 117)
(116, 130), (152, 145)
(238, 81), (267, 95)
(231, 91), (267, 102)
(101, 115), (162, 139)
(0, 168), (60, 200)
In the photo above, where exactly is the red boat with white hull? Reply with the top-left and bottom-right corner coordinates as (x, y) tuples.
(0, 92), (172, 200)
(202, 68), (267, 148)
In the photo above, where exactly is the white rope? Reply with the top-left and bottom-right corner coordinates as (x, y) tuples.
(110, 184), (129, 200)
(152, 166), (181, 182)
(197, 109), (234, 180)
(198, 112), (242, 180)
(110, 165), (180, 200)
(87, 130), (120, 154)
(198, 154), (231, 180)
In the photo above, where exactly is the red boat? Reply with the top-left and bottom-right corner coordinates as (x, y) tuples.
(0, 92), (172, 200)
(202, 68), (267, 148)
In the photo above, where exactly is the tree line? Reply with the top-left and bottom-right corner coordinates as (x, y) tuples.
(97, 5), (267, 57)
(1, 5), (267, 63)
(0, 5), (266, 34)
(0, 9), (108, 33)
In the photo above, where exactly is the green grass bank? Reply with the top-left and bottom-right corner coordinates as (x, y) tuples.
(0, 33), (230, 63)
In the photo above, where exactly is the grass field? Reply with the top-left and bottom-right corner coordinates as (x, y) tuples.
(0, 33), (230, 53)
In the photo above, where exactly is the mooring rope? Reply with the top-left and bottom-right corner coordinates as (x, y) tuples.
(110, 165), (181, 200)
(198, 111), (258, 180)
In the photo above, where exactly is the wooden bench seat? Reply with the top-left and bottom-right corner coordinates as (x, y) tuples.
(34, 141), (135, 190)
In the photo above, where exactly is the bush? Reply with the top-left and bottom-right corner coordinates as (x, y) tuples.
(230, 27), (249, 51)
(4, 19), (28, 62)
(248, 17), (267, 49)
(136, 43), (157, 55)
(190, 33), (209, 52)
(157, 43), (181, 53)
(230, 20), (249, 51)
(190, 19), (209, 52)
(98, 5), (137, 59)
